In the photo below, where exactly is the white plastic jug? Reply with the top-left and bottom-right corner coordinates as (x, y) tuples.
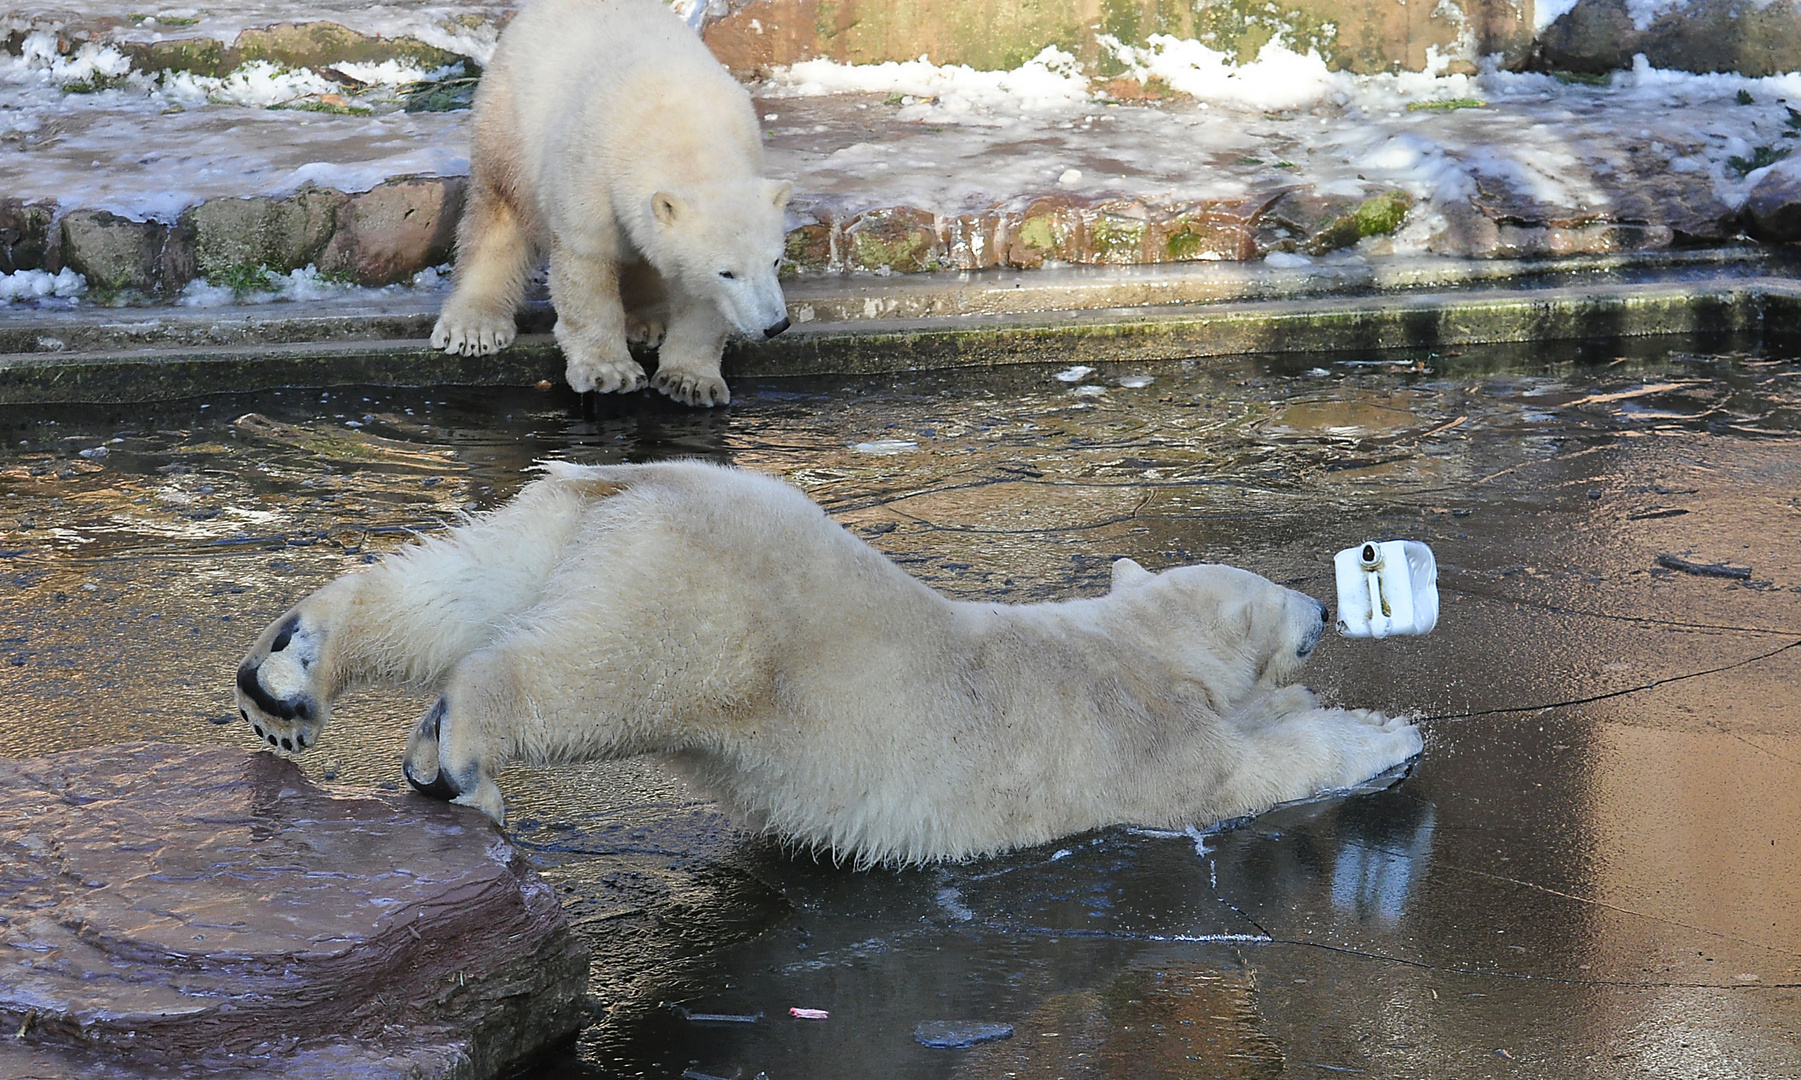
(1334, 540), (1438, 638)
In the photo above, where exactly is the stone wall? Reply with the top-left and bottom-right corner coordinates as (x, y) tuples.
(701, 0), (1535, 77)
(1, 178), (464, 297)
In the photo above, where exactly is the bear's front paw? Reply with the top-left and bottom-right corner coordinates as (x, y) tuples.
(565, 354), (648, 395)
(653, 367), (731, 408)
(624, 313), (667, 348)
(236, 611), (328, 754)
(432, 309), (518, 356)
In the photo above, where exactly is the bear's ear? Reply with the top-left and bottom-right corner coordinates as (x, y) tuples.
(1110, 557), (1154, 591)
(651, 192), (686, 226)
(767, 179), (794, 209)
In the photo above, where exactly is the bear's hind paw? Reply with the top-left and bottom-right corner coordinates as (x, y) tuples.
(431, 312), (518, 356)
(236, 611), (328, 754)
(624, 314), (667, 348)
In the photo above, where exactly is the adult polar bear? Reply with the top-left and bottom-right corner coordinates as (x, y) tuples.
(234, 462), (1422, 866)
(431, 0), (793, 406)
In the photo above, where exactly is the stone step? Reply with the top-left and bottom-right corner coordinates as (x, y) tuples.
(0, 742), (589, 1079)
(2, 271), (1793, 404)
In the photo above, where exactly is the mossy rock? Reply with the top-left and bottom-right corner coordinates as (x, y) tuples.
(181, 189), (349, 279)
(120, 37), (231, 77)
(844, 208), (937, 273)
(233, 22), (464, 72)
(1309, 191), (1414, 253)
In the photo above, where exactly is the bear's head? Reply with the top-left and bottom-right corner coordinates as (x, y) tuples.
(1111, 558), (1329, 691)
(646, 180), (794, 339)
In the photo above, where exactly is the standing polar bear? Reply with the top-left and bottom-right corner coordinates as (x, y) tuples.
(431, 0), (793, 406)
(235, 462), (1422, 866)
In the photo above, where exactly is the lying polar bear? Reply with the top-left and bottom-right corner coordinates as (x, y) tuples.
(430, 0), (793, 406)
(235, 462), (1421, 865)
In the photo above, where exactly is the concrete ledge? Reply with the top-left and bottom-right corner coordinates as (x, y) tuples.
(4, 270), (1799, 404)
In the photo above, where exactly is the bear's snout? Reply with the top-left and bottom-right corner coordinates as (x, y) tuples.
(1297, 598), (1328, 658)
(763, 316), (791, 339)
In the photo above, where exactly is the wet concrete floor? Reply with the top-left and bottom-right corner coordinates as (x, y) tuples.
(1, 332), (1799, 1078)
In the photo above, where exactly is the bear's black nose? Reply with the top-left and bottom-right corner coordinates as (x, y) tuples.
(763, 317), (791, 339)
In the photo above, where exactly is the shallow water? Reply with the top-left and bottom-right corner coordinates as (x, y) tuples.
(2, 332), (1800, 1078)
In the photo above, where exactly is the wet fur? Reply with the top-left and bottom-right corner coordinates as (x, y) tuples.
(235, 461), (1422, 865)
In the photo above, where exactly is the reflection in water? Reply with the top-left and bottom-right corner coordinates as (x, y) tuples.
(1, 333), (1800, 1076)
(1330, 799), (1435, 926)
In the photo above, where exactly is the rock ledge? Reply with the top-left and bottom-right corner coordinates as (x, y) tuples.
(0, 742), (588, 1079)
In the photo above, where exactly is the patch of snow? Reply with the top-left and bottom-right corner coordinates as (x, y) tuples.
(1054, 366), (1095, 382)
(0, 268), (87, 303)
(1104, 35), (1342, 112)
(1117, 374), (1155, 388)
(1264, 251), (1314, 268)
(1535, 0), (1586, 32)
(766, 46), (1091, 121)
(329, 60), (465, 87)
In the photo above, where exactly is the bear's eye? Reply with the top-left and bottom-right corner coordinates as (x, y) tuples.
(718, 270), (736, 280)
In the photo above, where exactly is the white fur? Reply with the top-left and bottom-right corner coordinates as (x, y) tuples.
(235, 462), (1422, 865)
(430, 0), (792, 407)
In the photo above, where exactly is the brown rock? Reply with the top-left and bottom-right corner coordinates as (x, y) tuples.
(0, 742), (588, 1080)
(939, 212), (1005, 270)
(1005, 196), (1085, 268)
(1153, 192), (1292, 262)
(782, 221), (835, 274)
(0, 199), (55, 274)
(319, 177), (466, 286)
(1745, 159), (1801, 243)
(1080, 201), (1152, 264)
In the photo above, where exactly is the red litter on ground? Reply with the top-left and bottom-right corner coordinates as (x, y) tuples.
(789, 1007), (829, 1020)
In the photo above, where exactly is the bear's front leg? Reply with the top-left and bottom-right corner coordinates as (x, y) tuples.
(651, 296), (733, 407)
(548, 242), (646, 395)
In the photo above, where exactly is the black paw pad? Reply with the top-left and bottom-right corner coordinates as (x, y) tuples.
(269, 613), (300, 653)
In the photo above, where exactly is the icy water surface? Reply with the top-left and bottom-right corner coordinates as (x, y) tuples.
(2, 334), (1800, 1078)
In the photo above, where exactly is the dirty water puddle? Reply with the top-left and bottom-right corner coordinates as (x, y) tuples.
(1, 334), (1799, 1078)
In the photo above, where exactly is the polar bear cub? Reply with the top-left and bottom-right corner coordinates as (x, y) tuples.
(430, 0), (793, 407)
(235, 462), (1422, 865)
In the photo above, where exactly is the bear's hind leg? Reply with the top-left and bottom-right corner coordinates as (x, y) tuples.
(236, 477), (595, 757)
(433, 180), (534, 356)
(549, 242), (647, 395)
(402, 695), (507, 822)
(651, 295), (732, 407)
